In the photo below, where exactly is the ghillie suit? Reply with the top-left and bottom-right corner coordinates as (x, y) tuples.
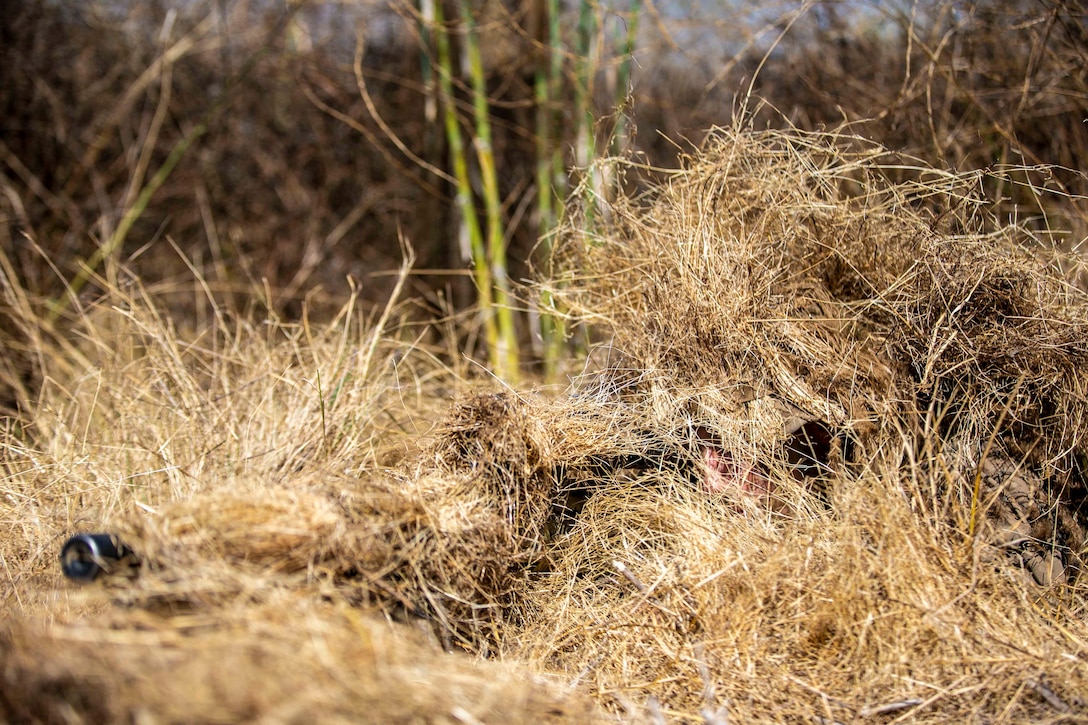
(541, 129), (1088, 588)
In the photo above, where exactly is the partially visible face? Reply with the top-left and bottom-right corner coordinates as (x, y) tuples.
(702, 445), (774, 499)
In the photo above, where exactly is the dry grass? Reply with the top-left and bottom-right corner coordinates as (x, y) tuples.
(4, 128), (1088, 722)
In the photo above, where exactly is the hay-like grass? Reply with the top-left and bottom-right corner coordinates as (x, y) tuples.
(4, 127), (1088, 722)
(1, 596), (597, 723)
(523, 127), (1088, 720)
(0, 260), (603, 721)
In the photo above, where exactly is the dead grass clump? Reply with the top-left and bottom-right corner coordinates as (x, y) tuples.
(892, 227), (1088, 456)
(433, 391), (558, 549)
(550, 125), (1088, 514)
(0, 264), (612, 720)
(351, 468), (525, 651)
(117, 486), (343, 575)
(510, 446), (1088, 720)
(493, 126), (1088, 718)
(409, 389), (690, 647)
(0, 597), (598, 724)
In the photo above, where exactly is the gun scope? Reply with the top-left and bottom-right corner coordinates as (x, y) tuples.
(60, 533), (133, 582)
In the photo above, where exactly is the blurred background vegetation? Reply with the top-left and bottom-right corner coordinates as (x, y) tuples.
(1, 0), (1085, 393)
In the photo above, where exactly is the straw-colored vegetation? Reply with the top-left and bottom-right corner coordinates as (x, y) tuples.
(5, 126), (1088, 722)
(3, 1), (1088, 723)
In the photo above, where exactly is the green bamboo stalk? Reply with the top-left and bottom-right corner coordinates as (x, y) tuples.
(458, 0), (519, 383)
(548, 0), (567, 224)
(574, 0), (601, 227)
(432, 0), (502, 372)
(534, 0), (567, 232)
(575, 0), (598, 169)
(610, 0), (642, 157)
(534, 0), (567, 376)
(534, 6), (556, 241)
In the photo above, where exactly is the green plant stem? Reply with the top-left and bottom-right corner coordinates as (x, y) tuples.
(574, 0), (601, 230)
(458, 1), (519, 382)
(535, 0), (567, 376)
(548, 0), (567, 226)
(611, 0), (641, 156)
(49, 123), (207, 325)
(575, 0), (598, 169)
(432, 0), (501, 372)
(48, 8), (295, 326)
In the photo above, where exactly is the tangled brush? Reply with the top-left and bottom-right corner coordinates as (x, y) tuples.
(4, 127), (1088, 723)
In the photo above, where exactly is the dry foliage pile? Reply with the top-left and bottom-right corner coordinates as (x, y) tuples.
(3, 129), (1088, 722)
